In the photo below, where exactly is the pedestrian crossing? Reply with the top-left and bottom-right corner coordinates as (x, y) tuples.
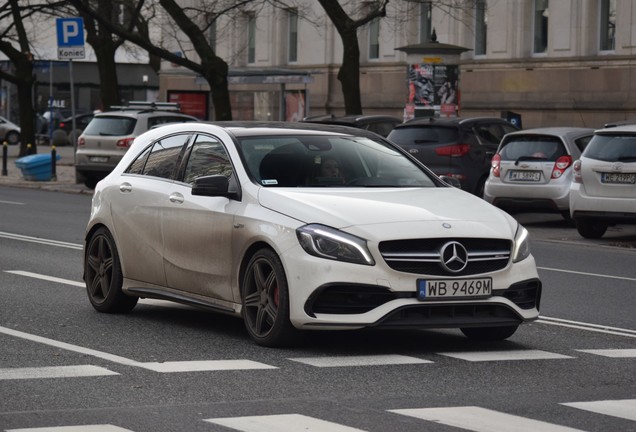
(5, 399), (636, 431)
(1, 348), (634, 379)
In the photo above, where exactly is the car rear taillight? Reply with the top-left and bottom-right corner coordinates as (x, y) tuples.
(551, 155), (573, 179)
(78, 137), (85, 146)
(491, 153), (501, 178)
(572, 159), (582, 183)
(116, 137), (135, 148)
(59, 122), (66, 129)
(435, 144), (471, 157)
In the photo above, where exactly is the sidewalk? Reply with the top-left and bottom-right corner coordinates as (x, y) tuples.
(0, 144), (93, 194)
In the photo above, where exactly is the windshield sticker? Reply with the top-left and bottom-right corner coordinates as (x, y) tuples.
(262, 179), (278, 185)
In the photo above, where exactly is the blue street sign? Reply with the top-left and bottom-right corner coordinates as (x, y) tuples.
(56, 18), (85, 47)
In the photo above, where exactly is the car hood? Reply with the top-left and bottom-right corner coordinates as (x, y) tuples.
(258, 187), (517, 239)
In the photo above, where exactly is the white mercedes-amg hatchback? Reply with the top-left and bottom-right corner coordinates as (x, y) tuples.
(84, 121), (541, 346)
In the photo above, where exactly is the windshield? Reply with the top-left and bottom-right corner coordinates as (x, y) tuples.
(83, 116), (136, 136)
(237, 134), (437, 188)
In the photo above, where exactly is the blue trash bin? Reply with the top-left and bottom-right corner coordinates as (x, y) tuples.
(15, 153), (61, 181)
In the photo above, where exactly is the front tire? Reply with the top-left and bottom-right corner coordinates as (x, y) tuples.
(5, 131), (20, 145)
(461, 325), (518, 341)
(241, 248), (298, 347)
(84, 227), (137, 313)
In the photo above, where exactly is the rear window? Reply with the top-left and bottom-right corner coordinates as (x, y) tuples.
(83, 116), (136, 136)
(583, 134), (636, 162)
(389, 126), (459, 145)
(499, 135), (567, 161)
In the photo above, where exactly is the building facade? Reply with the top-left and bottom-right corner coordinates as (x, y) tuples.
(160, 0), (635, 128)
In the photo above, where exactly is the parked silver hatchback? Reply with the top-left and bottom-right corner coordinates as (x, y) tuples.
(570, 124), (636, 238)
(484, 127), (594, 221)
(75, 102), (197, 188)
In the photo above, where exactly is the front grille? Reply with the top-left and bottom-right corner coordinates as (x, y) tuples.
(304, 284), (406, 316)
(379, 238), (511, 276)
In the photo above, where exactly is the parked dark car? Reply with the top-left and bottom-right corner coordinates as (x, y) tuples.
(58, 112), (95, 146)
(302, 114), (402, 137)
(387, 117), (519, 196)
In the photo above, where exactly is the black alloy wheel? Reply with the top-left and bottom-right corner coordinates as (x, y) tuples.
(85, 227), (138, 313)
(241, 248), (297, 347)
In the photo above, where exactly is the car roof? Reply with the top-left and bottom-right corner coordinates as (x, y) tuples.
(595, 124), (636, 134)
(206, 121), (384, 139)
(503, 127), (594, 139)
(395, 116), (513, 128)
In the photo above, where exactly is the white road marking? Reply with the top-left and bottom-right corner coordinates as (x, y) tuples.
(562, 399), (636, 422)
(389, 406), (586, 432)
(0, 326), (276, 373)
(537, 266), (636, 282)
(7, 426), (134, 432)
(436, 349), (573, 362)
(576, 349), (636, 358)
(141, 360), (277, 372)
(206, 414), (367, 432)
(287, 354), (432, 367)
(0, 231), (82, 250)
(539, 316), (636, 338)
(5, 270), (85, 287)
(0, 199), (25, 205)
(0, 365), (118, 380)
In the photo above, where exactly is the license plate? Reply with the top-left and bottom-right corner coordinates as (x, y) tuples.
(417, 278), (492, 299)
(601, 172), (636, 184)
(509, 170), (541, 182)
(89, 156), (108, 163)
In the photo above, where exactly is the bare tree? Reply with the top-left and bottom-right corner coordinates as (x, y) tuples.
(0, 0), (47, 155)
(317, 0), (388, 115)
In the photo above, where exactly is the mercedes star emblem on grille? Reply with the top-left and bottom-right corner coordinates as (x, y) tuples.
(439, 241), (468, 273)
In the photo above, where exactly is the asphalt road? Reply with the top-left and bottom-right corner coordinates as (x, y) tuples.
(1, 187), (634, 432)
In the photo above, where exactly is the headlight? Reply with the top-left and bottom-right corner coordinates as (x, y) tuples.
(296, 224), (375, 266)
(512, 225), (531, 263)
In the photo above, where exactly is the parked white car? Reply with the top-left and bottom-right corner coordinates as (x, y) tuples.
(484, 127), (594, 221)
(0, 115), (21, 145)
(570, 124), (636, 238)
(84, 121), (542, 346)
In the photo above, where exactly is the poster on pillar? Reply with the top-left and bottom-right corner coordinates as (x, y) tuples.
(406, 64), (459, 120)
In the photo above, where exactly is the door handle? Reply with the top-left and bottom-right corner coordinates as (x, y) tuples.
(119, 183), (132, 193)
(169, 192), (184, 204)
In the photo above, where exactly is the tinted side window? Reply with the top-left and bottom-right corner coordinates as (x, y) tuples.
(143, 134), (190, 179)
(126, 146), (152, 174)
(183, 134), (233, 184)
(83, 116), (136, 136)
(474, 124), (506, 145)
(574, 135), (593, 152)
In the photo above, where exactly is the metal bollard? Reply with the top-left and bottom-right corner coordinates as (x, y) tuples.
(2, 141), (7, 176)
(51, 145), (57, 181)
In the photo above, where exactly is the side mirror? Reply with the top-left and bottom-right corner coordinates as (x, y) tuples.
(439, 175), (461, 189)
(192, 175), (237, 199)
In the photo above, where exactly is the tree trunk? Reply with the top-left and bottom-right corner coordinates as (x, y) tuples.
(16, 63), (36, 156)
(93, 44), (122, 110)
(204, 58), (232, 121)
(339, 29), (363, 115)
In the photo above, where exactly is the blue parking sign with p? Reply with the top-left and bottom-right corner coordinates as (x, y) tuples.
(56, 18), (85, 47)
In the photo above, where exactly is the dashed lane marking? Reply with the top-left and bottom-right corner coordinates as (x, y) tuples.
(0, 365), (119, 380)
(436, 349), (573, 362)
(389, 406), (586, 432)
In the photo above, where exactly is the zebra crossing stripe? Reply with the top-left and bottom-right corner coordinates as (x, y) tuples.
(0, 365), (119, 380)
(139, 359), (277, 372)
(287, 354), (432, 367)
(205, 413), (366, 432)
(436, 349), (573, 362)
(389, 406), (586, 432)
(576, 349), (636, 358)
(561, 399), (636, 422)
(6, 425), (132, 431)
